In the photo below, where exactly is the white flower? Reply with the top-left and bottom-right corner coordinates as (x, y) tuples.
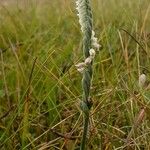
(93, 42), (100, 50)
(77, 67), (85, 73)
(85, 57), (92, 65)
(139, 74), (146, 88)
(75, 48), (96, 73)
(91, 30), (100, 50)
(89, 49), (95, 58)
(75, 62), (86, 68)
(92, 30), (95, 36)
(75, 62), (86, 73)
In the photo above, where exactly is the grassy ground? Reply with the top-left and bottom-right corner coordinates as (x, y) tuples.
(0, 0), (150, 149)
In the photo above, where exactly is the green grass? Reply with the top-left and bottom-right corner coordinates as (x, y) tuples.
(0, 0), (150, 149)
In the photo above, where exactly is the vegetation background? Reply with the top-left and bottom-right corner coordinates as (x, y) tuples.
(0, 0), (150, 149)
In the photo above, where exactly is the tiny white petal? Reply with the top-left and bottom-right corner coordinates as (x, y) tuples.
(92, 30), (95, 36)
(75, 62), (86, 68)
(85, 57), (92, 65)
(89, 49), (95, 58)
(93, 43), (100, 49)
(77, 67), (85, 73)
(91, 30), (100, 50)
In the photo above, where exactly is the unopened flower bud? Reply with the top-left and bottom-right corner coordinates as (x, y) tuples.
(139, 74), (146, 88)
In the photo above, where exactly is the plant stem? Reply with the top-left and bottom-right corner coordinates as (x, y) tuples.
(76, 0), (98, 149)
(80, 111), (90, 150)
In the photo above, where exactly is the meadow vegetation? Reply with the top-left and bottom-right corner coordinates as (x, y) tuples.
(0, 0), (150, 149)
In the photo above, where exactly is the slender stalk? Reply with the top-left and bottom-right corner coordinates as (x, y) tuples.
(80, 111), (90, 150)
(75, 0), (100, 149)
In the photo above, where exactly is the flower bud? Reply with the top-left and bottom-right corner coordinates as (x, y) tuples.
(139, 74), (146, 88)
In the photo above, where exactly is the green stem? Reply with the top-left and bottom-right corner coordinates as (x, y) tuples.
(80, 111), (90, 150)
(76, 0), (93, 149)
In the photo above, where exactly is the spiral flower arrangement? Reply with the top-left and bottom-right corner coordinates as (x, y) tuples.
(75, 0), (100, 149)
